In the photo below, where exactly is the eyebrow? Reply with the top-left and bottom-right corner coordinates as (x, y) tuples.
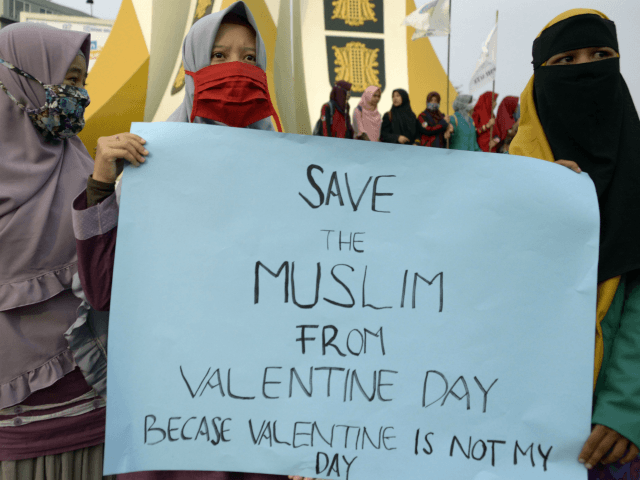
(66, 67), (86, 76)
(211, 45), (256, 52)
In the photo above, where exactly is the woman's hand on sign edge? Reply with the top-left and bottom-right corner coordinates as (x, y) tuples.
(398, 135), (410, 144)
(579, 424), (639, 468)
(93, 133), (148, 184)
(555, 159), (582, 173)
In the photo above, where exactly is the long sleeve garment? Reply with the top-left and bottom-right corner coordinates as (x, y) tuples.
(592, 275), (640, 449)
(449, 112), (482, 152)
(417, 111), (448, 148)
(72, 178), (290, 480)
(472, 112), (501, 152)
(379, 112), (429, 145)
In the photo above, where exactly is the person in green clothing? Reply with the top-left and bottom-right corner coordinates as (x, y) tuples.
(448, 95), (482, 152)
(510, 9), (640, 478)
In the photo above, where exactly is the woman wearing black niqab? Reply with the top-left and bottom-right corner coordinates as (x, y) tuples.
(510, 9), (640, 478)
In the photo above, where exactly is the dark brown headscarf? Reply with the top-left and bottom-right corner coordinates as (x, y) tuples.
(330, 80), (352, 114)
(425, 91), (444, 123)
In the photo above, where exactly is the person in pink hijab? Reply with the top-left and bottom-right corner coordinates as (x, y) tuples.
(352, 85), (382, 141)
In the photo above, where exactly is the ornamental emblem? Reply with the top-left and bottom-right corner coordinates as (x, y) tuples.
(171, 0), (214, 95)
(331, 0), (377, 27)
(331, 41), (381, 94)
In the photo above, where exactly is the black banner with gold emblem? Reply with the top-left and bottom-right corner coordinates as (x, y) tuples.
(323, 0), (384, 34)
(326, 36), (385, 98)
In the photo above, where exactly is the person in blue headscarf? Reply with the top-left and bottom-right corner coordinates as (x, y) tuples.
(448, 94), (482, 152)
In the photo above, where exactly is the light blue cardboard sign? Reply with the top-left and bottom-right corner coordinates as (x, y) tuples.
(104, 122), (599, 480)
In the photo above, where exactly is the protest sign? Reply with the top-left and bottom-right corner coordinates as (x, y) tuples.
(104, 122), (599, 479)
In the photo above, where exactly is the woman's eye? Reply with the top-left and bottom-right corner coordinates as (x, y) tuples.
(595, 50), (613, 59)
(246, 55), (256, 62)
(211, 52), (224, 59)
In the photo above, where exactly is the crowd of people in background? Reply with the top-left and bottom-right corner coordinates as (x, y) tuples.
(317, 82), (521, 154)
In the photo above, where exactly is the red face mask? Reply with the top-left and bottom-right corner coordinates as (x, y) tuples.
(185, 61), (282, 132)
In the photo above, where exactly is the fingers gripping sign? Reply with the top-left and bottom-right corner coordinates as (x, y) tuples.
(555, 159), (582, 174)
(93, 133), (148, 184)
(578, 424), (639, 469)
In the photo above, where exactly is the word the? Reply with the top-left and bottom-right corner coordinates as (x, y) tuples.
(321, 230), (365, 252)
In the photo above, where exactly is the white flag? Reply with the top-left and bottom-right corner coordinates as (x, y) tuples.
(469, 23), (498, 93)
(402, 0), (450, 39)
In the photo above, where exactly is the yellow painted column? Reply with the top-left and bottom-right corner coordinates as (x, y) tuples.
(405, 0), (456, 116)
(79, 0), (149, 155)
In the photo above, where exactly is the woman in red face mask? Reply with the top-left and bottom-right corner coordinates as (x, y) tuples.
(69, 3), (287, 480)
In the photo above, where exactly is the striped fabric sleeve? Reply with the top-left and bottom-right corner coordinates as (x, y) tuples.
(72, 190), (118, 311)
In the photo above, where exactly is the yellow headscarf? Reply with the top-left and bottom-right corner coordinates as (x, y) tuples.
(510, 9), (619, 389)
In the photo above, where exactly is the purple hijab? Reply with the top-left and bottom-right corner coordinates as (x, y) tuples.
(0, 23), (93, 312)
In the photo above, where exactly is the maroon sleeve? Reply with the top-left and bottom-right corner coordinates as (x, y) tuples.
(72, 190), (118, 311)
(418, 113), (448, 136)
(321, 103), (330, 137)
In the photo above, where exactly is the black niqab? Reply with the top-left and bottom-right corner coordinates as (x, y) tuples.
(533, 14), (640, 282)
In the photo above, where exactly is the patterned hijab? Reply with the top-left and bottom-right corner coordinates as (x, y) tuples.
(0, 23), (92, 311)
(167, 1), (273, 131)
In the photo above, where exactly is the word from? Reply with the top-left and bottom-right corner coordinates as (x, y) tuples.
(299, 164), (395, 213)
(248, 420), (396, 451)
(422, 371), (498, 412)
(180, 366), (398, 402)
(255, 261), (444, 311)
(144, 415), (231, 446)
(321, 230), (365, 252)
(295, 325), (384, 356)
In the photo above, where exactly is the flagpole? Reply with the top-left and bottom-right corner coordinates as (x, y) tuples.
(488, 10), (498, 153)
(445, 0), (452, 148)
